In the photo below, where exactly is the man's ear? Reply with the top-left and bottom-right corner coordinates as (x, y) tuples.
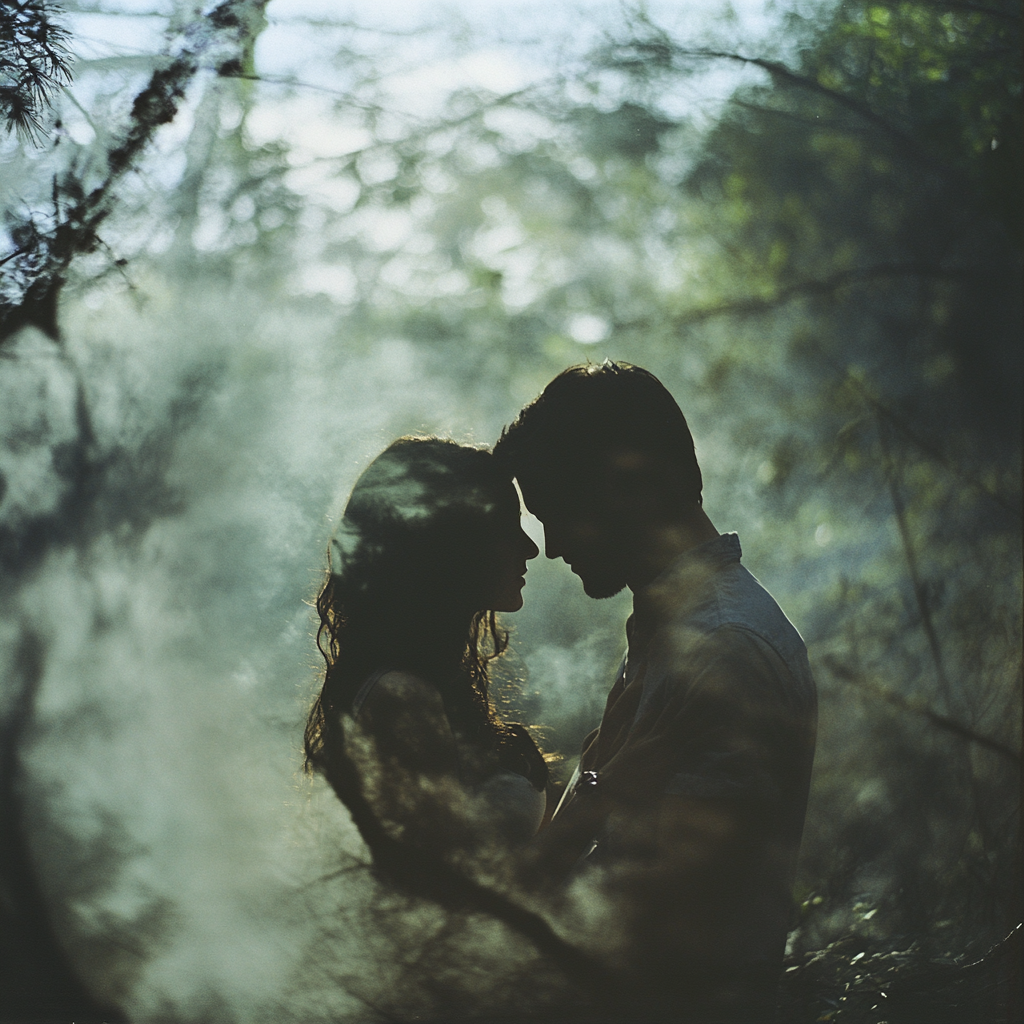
(602, 447), (674, 515)
(605, 445), (651, 480)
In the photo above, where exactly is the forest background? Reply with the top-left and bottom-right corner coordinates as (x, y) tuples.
(1, 0), (1021, 1021)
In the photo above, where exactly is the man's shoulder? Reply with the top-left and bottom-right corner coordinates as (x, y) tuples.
(658, 556), (808, 673)
(643, 600), (816, 721)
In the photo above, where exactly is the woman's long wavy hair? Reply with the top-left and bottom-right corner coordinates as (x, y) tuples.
(304, 436), (547, 790)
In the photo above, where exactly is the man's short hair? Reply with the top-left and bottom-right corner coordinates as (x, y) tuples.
(494, 361), (703, 506)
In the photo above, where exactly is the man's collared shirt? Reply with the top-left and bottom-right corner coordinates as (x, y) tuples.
(559, 532), (817, 972)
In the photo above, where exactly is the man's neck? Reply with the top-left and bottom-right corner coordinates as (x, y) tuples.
(627, 504), (720, 593)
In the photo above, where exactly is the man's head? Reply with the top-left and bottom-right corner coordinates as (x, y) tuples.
(494, 361), (703, 598)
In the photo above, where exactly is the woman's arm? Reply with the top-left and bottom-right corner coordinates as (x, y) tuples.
(354, 671), (545, 853)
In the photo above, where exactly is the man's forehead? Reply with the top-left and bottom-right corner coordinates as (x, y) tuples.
(516, 472), (586, 517)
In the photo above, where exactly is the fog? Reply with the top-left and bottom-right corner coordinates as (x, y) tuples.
(2, 277), (631, 1020)
(1, 0), (1020, 1020)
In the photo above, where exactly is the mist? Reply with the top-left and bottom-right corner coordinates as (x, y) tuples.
(1, 0), (1020, 1021)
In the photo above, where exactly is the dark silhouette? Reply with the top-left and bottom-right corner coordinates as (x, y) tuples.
(305, 436), (548, 859)
(496, 361), (818, 1023)
(0, 634), (126, 1024)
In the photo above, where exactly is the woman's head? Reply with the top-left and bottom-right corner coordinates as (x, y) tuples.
(311, 436), (538, 714)
(329, 436), (537, 623)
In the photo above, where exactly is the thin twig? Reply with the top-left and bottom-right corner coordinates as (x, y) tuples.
(876, 413), (956, 717)
(823, 656), (1022, 765)
(846, 373), (1018, 516)
(658, 45), (926, 160)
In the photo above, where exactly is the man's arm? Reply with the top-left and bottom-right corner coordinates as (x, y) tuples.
(517, 776), (612, 884)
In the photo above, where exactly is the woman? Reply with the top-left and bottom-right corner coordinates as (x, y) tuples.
(304, 436), (548, 856)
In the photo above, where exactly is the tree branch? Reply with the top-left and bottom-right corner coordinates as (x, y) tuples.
(0, 0), (271, 343)
(613, 262), (965, 334)
(822, 656), (1022, 765)
(320, 733), (625, 1015)
(608, 40), (929, 162)
(0, 0), (73, 142)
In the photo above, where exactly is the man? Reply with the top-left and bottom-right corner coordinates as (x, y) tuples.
(494, 361), (817, 1023)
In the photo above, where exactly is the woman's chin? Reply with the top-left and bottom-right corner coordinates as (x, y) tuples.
(489, 591), (525, 613)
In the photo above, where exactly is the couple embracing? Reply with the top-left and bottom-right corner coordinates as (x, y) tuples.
(305, 361), (817, 1023)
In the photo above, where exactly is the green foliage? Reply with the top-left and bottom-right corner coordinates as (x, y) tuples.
(674, 0), (1022, 957)
(0, 0), (1021, 1018)
(687, 0), (1022, 435)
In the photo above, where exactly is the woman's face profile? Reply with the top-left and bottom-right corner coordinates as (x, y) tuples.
(479, 479), (539, 613)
